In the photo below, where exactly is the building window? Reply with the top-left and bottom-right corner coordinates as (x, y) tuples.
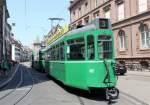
(85, 2), (88, 7)
(78, 20), (82, 26)
(78, 7), (82, 18)
(138, 0), (147, 13)
(84, 16), (89, 24)
(140, 24), (149, 48)
(73, 11), (75, 16)
(119, 30), (126, 51)
(103, 4), (111, 19)
(118, 3), (124, 20)
(93, 11), (99, 19)
(73, 11), (76, 21)
(105, 10), (110, 19)
(71, 24), (76, 30)
(104, 0), (109, 3)
(95, 0), (100, 7)
(85, 2), (89, 13)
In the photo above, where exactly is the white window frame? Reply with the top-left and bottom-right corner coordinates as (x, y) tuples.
(138, 0), (147, 13)
(78, 7), (82, 18)
(119, 31), (126, 51)
(118, 3), (125, 21)
(104, 0), (109, 3)
(85, 2), (89, 13)
(105, 10), (110, 19)
(95, 0), (100, 7)
(140, 24), (149, 49)
(93, 11), (99, 19)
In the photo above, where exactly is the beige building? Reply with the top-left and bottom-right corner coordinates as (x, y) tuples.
(69, 0), (150, 70)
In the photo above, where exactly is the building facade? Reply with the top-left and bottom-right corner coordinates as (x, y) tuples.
(0, 0), (11, 69)
(0, 0), (3, 64)
(22, 46), (32, 62)
(69, 0), (150, 70)
(5, 23), (12, 62)
(11, 37), (23, 62)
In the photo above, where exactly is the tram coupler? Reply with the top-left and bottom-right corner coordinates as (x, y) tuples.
(106, 87), (119, 101)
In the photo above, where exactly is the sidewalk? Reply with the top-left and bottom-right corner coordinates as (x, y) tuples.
(0, 64), (18, 89)
(127, 70), (150, 77)
(117, 71), (150, 105)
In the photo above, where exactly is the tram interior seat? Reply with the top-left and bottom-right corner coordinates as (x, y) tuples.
(69, 53), (84, 60)
(90, 53), (94, 59)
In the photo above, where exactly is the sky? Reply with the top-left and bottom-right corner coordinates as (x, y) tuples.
(7, 0), (70, 46)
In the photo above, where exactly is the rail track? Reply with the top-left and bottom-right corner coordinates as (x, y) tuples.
(73, 88), (149, 105)
(0, 65), (34, 105)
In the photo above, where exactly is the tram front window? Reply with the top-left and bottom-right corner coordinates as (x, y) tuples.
(67, 37), (85, 60)
(97, 35), (112, 59)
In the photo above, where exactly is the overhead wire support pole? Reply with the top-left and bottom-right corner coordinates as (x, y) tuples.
(48, 18), (64, 29)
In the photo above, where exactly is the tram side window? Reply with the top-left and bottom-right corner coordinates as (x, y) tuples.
(67, 37), (85, 60)
(51, 47), (55, 60)
(47, 49), (51, 60)
(56, 46), (59, 60)
(49, 48), (52, 60)
(60, 42), (65, 60)
(87, 35), (95, 60)
(56, 45), (59, 60)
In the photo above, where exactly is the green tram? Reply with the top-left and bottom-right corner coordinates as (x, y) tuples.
(32, 18), (119, 100)
(32, 50), (46, 72)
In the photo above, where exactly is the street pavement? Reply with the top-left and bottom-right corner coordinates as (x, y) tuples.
(0, 62), (149, 105)
(117, 71), (150, 105)
(18, 64), (136, 105)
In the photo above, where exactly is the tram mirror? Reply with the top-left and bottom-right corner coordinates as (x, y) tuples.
(67, 46), (70, 54)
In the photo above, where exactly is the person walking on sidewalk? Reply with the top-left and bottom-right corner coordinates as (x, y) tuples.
(1, 60), (8, 76)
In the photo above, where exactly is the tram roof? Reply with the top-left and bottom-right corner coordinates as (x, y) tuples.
(44, 24), (97, 50)
(43, 18), (111, 51)
(65, 24), (97, 36)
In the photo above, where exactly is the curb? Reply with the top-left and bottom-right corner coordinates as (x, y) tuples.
(0, 64), (20, 89)
(127, 73), (150, 77)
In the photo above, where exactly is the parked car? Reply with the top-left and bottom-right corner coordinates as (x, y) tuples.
(115, 63), (127, 75)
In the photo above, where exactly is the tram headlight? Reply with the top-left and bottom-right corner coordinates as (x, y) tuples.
(89, 69), (95, 73)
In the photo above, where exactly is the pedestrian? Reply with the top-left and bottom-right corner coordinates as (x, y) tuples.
(1, 60), (8, 76)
